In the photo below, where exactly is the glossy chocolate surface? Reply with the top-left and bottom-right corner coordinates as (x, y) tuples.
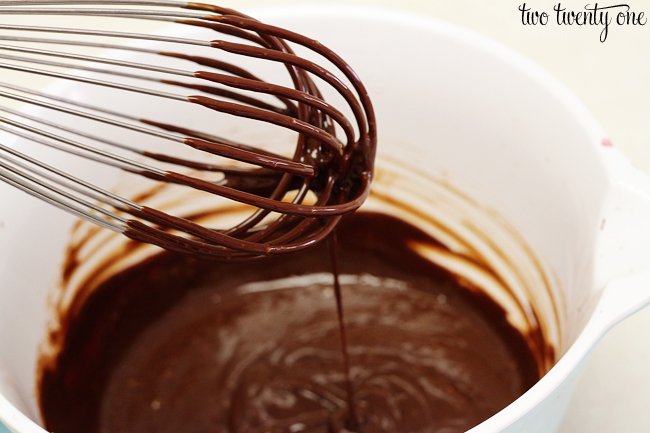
(39, 212), (540, 433)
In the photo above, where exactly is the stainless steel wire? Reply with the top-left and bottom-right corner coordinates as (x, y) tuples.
(0, 0), (377, 258)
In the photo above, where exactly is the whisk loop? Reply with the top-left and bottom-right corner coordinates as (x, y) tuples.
(0, 0), (376, 258)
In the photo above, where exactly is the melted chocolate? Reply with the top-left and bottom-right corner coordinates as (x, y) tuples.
(39, 212), (540, 433)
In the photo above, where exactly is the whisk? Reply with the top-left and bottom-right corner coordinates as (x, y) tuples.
(0, 0), (376, 259)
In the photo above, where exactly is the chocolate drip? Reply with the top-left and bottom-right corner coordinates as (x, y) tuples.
(328, 231), (358, 429)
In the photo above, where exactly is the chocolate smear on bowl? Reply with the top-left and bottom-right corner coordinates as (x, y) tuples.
(39, 212), (541, 433)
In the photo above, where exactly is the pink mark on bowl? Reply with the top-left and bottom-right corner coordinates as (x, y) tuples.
(601, 138), (614, 147)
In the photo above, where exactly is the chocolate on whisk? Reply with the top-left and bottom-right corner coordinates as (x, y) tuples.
(0, 0), (377, 258)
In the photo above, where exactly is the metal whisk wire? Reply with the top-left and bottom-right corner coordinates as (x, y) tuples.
(0, 0), (376, 258)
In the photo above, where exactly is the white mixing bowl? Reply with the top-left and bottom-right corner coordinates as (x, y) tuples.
(1, 6), (650, 433)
